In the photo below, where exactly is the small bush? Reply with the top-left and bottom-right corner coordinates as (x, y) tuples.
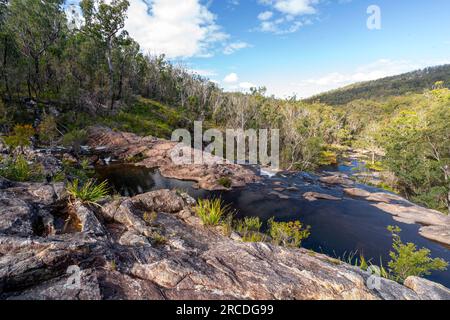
(195, 198), (232, 226)
(143, 211), (158, 225)
(268, 218), (310, 248)
(151, 231), (167, 245)
(217, 176), (232, 188)
(235, 217), (266, 242)
(59, 158), (93, 182)
(0, 155), (43, 182)
(38, 115), (58, 145)
(387, 226), (448, 283)
(66, 179), (109, 206)
(62, 129), (88, 153)
(318, 150), (338, 166)
(4, 124), (35, 151)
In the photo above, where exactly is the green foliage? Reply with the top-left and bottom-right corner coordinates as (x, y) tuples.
(66, 179), (109, 206)
(38, 115), (58, 145)
(58, 158), (93, 182)
(217, 176), (232, 188)
(62, 129), (88, 152)
(318, 150), (338, 166)
(0, 154), (43, 182)
(143, 211), (158, 225)
(235, 217), (266, 243)
(267, 218), (310, 248)
(194, 198), (232, 226)
(0, 100), (9, 127)
(101, 98), (183, 138)
(4, 124), (35, 151)
(387, 226), (448, 283)
(150, 231), (167, 246)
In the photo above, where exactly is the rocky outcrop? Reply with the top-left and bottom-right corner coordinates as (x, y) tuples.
(320, 174), (354, 186)
(86, 126), (259, 191)
(341, 186), (450, 246)
(404, 277), (450, 300)
(1, 181), (448, 300)
(303, 192), (341, 202)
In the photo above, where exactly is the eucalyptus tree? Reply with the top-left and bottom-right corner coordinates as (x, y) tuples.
(4, 0), (65, 99)
(80, 0), (130, 110)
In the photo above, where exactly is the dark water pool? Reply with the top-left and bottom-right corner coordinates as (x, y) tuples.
(96, 164), (450, 288)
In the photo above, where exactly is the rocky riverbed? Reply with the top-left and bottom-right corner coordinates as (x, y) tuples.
(1, 178), (449, 300)
(1, 126), (450, 300)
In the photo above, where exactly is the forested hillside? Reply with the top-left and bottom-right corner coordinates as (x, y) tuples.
(307, 65), (450, 105)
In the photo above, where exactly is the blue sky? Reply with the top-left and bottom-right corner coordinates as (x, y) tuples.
(67, 0), (450, 97)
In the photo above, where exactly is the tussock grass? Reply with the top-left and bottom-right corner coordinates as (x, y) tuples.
(195, 198), (232, 226)
(66, 179), (109, 206)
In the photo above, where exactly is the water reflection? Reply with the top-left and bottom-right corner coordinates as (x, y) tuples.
(96, 164), (450, 287)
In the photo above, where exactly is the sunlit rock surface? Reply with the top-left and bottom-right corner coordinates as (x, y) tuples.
(1, 180), (448, 300)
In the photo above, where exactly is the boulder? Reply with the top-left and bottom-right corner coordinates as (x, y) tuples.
(404, 276), (450, 300)
(303, 192), (341, 202)
(344, 188), (372, 198)
(418, 225), (450, 247)
(320, 175), (354, 186)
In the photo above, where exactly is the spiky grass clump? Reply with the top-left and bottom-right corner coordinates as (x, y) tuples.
(195, 198), (231, 226)
(66, 179), (109, 206)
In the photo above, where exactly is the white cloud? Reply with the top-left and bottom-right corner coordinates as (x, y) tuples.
(124, 0), (228, 58)
(189, 69), (218, 77)
(239, 82), (256, 89)
(271, 0), (318, 16)
(223, 41), (251, 55)
(258, 11), (274, 21)
(224, 73), (239, 83)
(257, 0), (318, 34)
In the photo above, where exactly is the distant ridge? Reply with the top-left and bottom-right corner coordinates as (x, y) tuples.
(305, 64), (450, 105)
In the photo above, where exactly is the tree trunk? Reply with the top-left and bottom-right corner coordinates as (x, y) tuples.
(106, 41), (114, 110)
(1, 36), (11, 100)
(34, 56), (40, 98)
(444, 165), (450, 215)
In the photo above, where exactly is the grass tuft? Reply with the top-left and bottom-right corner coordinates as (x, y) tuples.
(194, 198), (232, 226)
(66, 179), (109, 206)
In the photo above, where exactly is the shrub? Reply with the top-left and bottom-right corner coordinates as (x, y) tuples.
(59, 158), (93, 182)
(387, 226), (448, 283)
(151, 231), (167, 245)
(195, 198), (232, 226)
(143, 211), (158, 225)
(217, 176), (232, 188)
(318, 150), (338, 166)
(66, 179), (109, 206)
(235, 216), (266, 242)
(0, 155), (43, 182)
(4, 124), (35, 151)
(62, 129), (88, 153)
(268, 218), (310, 248)
(38, 115), (58, 145)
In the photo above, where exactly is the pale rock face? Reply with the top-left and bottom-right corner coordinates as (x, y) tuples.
(404, 276), (450, 300)
(303, 192), (341, 202)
